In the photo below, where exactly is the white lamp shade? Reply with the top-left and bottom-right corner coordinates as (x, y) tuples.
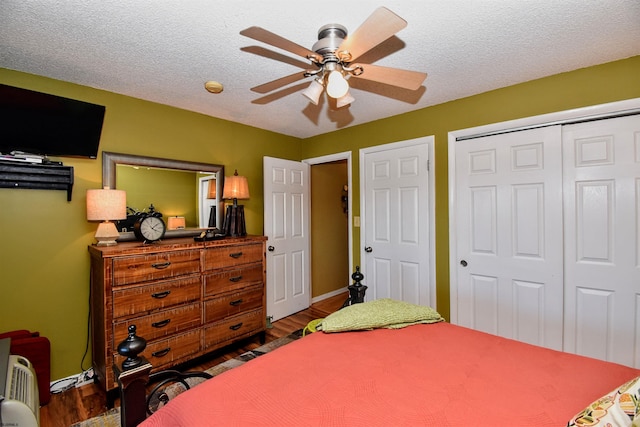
(326, 70), (349, 99)
(223, 173), (250, 200)
(336, 91), (355, 108)
(86, 188), (127, 221)
(302, 79), (324, 105)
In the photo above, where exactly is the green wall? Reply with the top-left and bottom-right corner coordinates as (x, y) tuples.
(1, 55), (639, 381)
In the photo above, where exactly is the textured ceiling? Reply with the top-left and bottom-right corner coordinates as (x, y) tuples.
(1, 1), (639, 138)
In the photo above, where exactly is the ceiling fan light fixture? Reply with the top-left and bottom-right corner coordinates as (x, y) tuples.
(302, 78), (324, 105)
(326, 70), (349, 99)
(336, 91), (355, 108)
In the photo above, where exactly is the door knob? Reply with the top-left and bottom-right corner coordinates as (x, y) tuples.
(460, 260), (468, 267)
(364, 246), (373, 253)
(268, 245), (275, 252)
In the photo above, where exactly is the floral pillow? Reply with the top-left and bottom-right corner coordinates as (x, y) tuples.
(568, 376), (640, 427)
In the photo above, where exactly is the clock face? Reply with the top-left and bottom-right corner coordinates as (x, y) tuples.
(134, 216), (166, 242)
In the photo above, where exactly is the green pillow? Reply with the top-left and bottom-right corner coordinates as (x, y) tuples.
(318, 298), (443, 333)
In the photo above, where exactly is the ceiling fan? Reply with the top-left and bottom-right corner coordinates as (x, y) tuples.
(240, 7), (427, 108)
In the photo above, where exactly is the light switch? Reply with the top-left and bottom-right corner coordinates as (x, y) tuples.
(354, 216), (360, 227)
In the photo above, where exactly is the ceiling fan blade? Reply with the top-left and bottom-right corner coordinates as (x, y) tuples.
(337, 7), (407, 63)
(240, 26), (321, 62)
(351, 63), (427, 91)
(251, 71), (309, 94)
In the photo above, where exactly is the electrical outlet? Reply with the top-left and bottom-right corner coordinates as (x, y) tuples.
(354, 216), (360, 227)
(75, 368), (95, 388)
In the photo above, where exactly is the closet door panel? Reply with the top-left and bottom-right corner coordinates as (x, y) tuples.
(455, 126), (564, 350)
(563, 114), (640, 368)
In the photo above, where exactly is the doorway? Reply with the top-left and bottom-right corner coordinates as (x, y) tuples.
(305, 151), (353, 303)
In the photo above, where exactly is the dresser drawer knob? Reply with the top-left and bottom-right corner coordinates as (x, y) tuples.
(152, 319), (171, 328)
(229, 275), (243, 282)
(151, 290), (171, 299)
(152, 348), (171, 358)
(229, 252), (243, 259)
(151, 262), (172, 269)
(229, 299), (243, 306)
(229, 322), (243, 331)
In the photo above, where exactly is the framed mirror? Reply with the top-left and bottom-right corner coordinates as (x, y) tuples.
(102, 151), (224, 240)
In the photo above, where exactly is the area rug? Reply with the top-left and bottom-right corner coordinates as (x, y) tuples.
(71, 329), (304, 427)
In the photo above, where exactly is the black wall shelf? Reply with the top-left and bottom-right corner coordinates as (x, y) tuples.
(0, 161), (74, 201)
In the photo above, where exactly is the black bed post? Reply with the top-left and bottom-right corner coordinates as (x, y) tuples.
(342, 266), (368, 308)
(114, 325), (152, 427)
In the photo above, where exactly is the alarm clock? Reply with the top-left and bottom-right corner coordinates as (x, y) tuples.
(133, 215), (166, 242)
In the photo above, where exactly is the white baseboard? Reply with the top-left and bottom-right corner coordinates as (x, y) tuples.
(311, 287), (348, 305)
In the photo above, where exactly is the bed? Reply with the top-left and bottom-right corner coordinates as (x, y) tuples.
(139, 299), (640, 427)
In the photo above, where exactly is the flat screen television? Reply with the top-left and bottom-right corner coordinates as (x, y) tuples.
(0, 83), (105, 159)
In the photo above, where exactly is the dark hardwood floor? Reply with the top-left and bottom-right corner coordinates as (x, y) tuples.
(40, 293), (346, 427)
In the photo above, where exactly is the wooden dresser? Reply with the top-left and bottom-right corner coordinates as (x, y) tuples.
(88, 236), (267, 392)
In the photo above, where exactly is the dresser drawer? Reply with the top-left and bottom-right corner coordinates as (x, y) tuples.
(113, 302), (201, 344)
(112, 276), (201, 318)
(112, 251), (201, 286)
(203, 309), (264, 350)
(204, 264), (262, 296)
(204, 285), (263, 324)
(114, 329), (201, 370)
(203, 243), (263, 271)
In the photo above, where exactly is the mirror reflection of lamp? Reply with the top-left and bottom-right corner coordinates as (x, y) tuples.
(86, 187), (127, 246)
(206, 178), (218, 228)
(207, 179), (217, 199)
(167, 216), (186, 230)
(222, 170), (250, 237)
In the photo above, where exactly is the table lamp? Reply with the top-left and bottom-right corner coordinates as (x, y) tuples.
(222, 169), (250, 237)
(86, 187), (127, 246)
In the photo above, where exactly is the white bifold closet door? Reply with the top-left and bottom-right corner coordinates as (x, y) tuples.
(455, 114), (640, 367)
(454, 126), (564, 351)
(562, 115), (640, 368)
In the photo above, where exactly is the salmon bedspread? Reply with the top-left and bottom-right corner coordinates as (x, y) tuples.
(141, 322), (639, 426)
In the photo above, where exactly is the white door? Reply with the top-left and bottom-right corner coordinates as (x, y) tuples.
(360, 137), (435, 307)
(454, 126), (564, 350)
(198, 175), (217, 228)
(263, 156), (311, 321)
(563, 114), (640, 367)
